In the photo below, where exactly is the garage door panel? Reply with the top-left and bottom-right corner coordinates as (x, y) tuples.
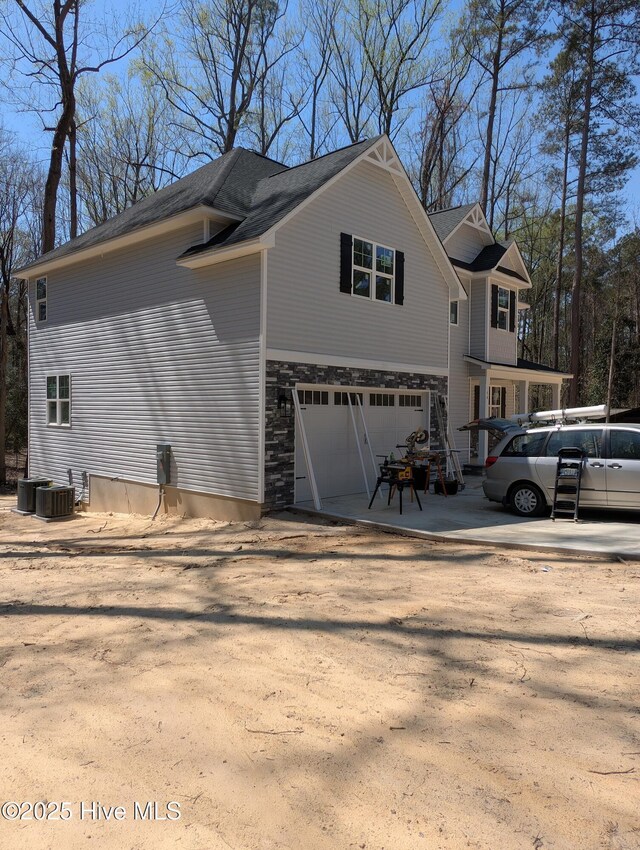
(295, 389), (430, 502)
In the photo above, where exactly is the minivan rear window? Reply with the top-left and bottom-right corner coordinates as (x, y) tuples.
(502, 432), (548, 457)
(544, 429), (603, 458)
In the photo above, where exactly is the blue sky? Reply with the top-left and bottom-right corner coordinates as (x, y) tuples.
(2, 0), (639, 227)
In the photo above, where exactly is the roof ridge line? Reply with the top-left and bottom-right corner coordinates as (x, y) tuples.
(265, 136), (383, 179)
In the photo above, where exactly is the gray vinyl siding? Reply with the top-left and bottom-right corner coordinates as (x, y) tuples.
(445, 223), (486, 264)
(28, 226), (261, 502)
(469, 280), (487, 359)
(448, 296), (471, 462)
(266, 159), (449, 372)
(488, 324), (517, 365)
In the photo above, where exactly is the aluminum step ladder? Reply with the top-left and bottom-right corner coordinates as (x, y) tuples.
(550, 447), (584, 521)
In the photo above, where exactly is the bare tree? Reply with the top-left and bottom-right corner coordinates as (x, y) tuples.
(355, 0), (444, 139)
(328, 10), (376, 143)
(555, 0), (640, 404)
(417, 31), (480, 210)
(75, 72), (189, 228)
(461, 0), (550, 225)
(298, 0), (339, 159)
(0, 0), (157, 251)
(143, 0), (293, 159)
(0, 131), (40, 483)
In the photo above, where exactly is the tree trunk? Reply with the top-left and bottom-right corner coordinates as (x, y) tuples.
(0, 281), (9, 485)
(569, 13), (595, 406)
(480, 15), (504, 222)
(69, 119), (78, 239)
(42, 90), (75, 252)
(553, 123), (571, 371)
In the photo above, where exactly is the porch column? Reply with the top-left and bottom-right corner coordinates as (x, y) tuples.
(478, 372), (490, 462)
(516, 380), (529, 415)
(551, 382), (561, 410)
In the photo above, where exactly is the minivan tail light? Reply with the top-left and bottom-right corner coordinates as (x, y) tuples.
(485, 456), (499, 468)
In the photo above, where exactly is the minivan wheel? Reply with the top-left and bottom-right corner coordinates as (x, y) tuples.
(510, 483), (546, 517)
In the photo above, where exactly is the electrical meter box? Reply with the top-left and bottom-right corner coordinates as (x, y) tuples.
(156, 444), (171, 485)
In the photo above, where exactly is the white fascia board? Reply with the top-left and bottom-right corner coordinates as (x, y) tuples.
(463, 356), (571, 381)
(16, 205), (242, 279)
(261, 134), (467, 302)
(176, 235), (273, 269)
(491, 268), (532, 290)
(267, 348), (448, 377)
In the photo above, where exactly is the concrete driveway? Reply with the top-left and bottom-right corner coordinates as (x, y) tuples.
(293, 478), (640, 558)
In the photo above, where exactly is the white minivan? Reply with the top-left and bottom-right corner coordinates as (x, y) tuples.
(482, 424), (640, 516)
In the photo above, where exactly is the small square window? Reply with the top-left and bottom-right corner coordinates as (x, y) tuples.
(450, 301), (458, 325)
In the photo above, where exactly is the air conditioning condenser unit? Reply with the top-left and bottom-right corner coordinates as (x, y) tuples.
(35, 485), (75, 519)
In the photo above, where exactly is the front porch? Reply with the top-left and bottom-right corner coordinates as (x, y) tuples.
(465, 356), (570, 463)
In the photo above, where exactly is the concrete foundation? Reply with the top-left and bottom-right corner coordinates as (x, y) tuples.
(88, 475), (262, 522)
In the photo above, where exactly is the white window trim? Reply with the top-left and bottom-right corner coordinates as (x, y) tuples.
(36, 276), (47, 323)
(352, 235), (396, 305)
(496, 286), (510, 332)
(489, 385), (505, 419)
(46, 373), (71, 427)
(450, 300), (459, 325)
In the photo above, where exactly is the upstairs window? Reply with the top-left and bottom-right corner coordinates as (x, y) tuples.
(340, 233), (404, 305)
(36, 277), (47, 322)
(497, 287), (509, 330)
(450, 300), (459, 325)
(491, 283), (516, 332)
(47, 374), (71, 426)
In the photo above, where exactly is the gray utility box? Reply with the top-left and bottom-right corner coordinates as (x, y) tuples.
(17, 478), (53, 513)
(156, 444), (171, 485)
(35, 485), (74, 519)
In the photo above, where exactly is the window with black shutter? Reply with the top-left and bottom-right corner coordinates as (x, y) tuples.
(340, 232), (403, 305)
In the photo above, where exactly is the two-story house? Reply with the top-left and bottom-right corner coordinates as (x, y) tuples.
(17, 136), (568, 520)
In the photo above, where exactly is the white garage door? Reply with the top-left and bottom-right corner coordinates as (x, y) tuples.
(295, 388), (429, 502)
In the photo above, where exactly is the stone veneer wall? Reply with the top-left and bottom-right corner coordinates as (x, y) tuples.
(264, 360), (448, 511)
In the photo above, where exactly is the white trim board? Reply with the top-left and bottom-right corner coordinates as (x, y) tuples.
(267, 348), (448, 377)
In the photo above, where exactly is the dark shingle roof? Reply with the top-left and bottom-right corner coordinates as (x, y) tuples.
(21, 148), (287, 270)
(516, 358), (567, 374)
(450, 241), (527, 282)
(467, 355), (569, 376)
(427, 203), (477, 242)
(24, 138), (383, 271)
(180, 137), (381, 258)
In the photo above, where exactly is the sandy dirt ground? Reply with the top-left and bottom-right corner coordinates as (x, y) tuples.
(0, 494), (638, 850)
